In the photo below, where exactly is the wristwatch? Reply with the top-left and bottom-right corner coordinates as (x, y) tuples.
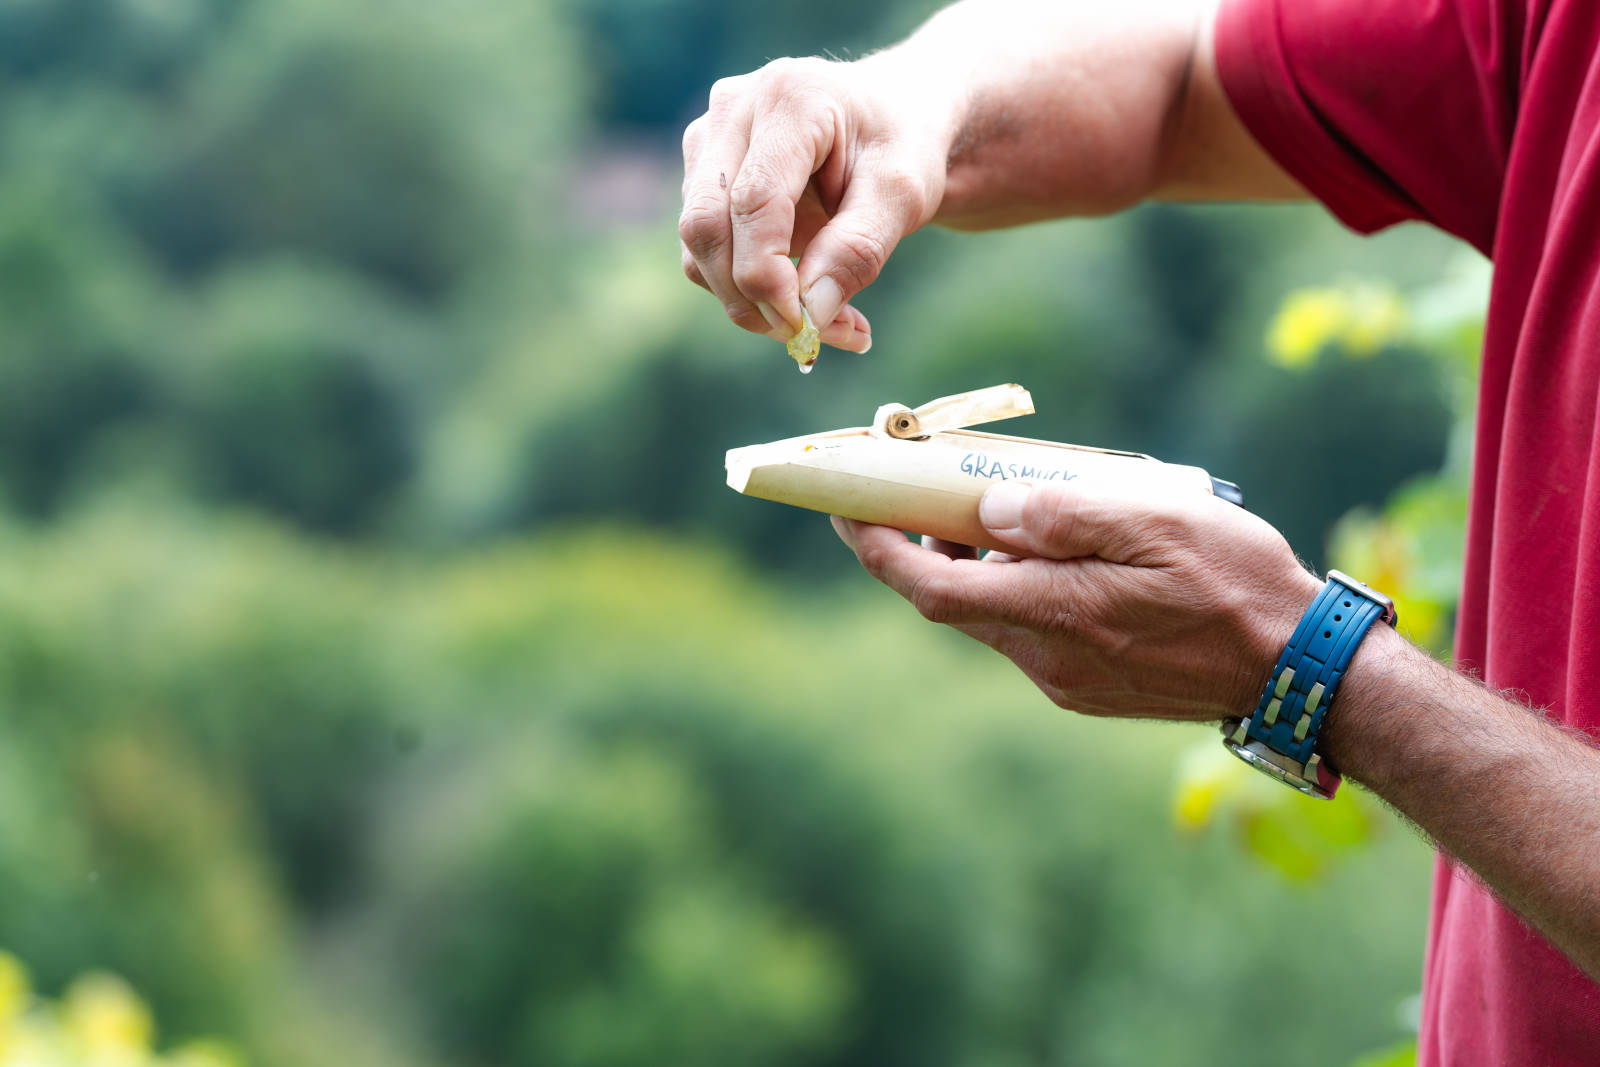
(1221, 570), (1397, 799)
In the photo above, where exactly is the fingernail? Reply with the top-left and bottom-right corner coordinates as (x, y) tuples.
(979, 483), (1031, 531)
(858, 331), (872, 354)
(803, 276), (845, 328)
(755, 300), (790, 336)
(830, 514), (856, 548)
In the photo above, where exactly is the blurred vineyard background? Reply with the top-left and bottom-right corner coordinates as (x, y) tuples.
(0, 1), (1487, 1065)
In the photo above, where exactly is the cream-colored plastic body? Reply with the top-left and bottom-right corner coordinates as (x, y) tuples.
(725, 425), (1216, 554)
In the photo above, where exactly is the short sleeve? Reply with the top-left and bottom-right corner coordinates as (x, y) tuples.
(1214, 0), (1524, 254)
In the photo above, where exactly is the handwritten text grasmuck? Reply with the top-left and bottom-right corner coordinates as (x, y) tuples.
(958, 452), (1079, 482)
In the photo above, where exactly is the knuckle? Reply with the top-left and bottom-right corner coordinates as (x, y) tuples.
(731, 257), (788, 303)
(773, 82), (846, 147)
(756, 62), (845, 136)
(678, 196), (728, 258)
(1027, 494), (1080, 554)
(728, 167), (782, 221)
(708, 75), (746, 108)
(785, 82), (843, 122)
(1154, 506), (1198, 540)
(759, 55), (822, 89)
(829, 225), (892, 290)
(876, 166), (929, 212)
(1141, 507), (1202, 560)
(681, 116), (706, 155)
(909, 573), (962, 625)
(856, 540), (892, 581)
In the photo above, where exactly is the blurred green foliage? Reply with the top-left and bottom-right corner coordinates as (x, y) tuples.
(1269, 259), (1489, 653)
(0, 950), (241, 1067)
(0, 507), (1432, 1065)
(0, 0), (1478, 1064)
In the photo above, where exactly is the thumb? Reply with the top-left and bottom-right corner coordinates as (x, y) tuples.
(796, 167), (932, 327)
(979, 480), (1173, 564)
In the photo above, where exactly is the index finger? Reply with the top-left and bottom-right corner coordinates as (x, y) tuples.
(728, 96), (837, 332)
(839, 520), (1022, 626)
(680, 89), (785, 337)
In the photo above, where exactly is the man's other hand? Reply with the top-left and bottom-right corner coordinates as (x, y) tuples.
(831, 480), (1322, 719)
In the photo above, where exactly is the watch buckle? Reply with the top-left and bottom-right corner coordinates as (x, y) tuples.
(1220, 719), (1342, 800)
(1326, 569), (1398, 627)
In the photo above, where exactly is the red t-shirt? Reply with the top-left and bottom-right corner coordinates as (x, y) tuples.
(1215, 0), (1600, 1062)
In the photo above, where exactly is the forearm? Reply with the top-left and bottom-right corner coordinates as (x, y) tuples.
(1327, 625), (1600, 978)
(867, 0), (1296, 229)
(867, 0), (1199, 226)
(836, 474), (1600, 977)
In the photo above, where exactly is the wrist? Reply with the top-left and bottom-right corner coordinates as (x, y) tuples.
(1220, 565), (1323, 713)
(1247, 566), (1327, 667)
(1223, 569), (1398, 798)
(1314, 621), (1416, 791)
(853, 46), (973, 185)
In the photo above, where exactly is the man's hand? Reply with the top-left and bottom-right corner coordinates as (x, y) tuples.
(835, 481), (1600, 981)
(679, 1), (1303, 357)
(679, 55), (960, 353)
(831, 480), (1321, 719)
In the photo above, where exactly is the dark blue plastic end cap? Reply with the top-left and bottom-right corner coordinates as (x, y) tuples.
(1210, 477), (1245, 508)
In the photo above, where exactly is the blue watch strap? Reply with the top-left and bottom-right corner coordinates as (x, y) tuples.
(1241, 573), (1394, 767)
